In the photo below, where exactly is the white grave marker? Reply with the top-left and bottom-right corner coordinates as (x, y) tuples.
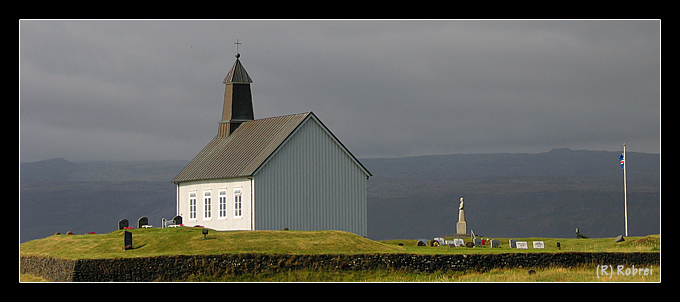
(516, 241), (529, 249)
(533, 241), (545, 249)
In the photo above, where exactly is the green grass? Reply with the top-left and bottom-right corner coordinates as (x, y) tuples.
(19, 228), (405, 259)
(20, 228), (660, 260)
(178, 264), (660, 282)
(21, 264), (660, 282)
(380, 234), (661, 254)
(20, 229), (660, 282)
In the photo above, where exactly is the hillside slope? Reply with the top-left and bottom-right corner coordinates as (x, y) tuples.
(20, 229), (404, 259)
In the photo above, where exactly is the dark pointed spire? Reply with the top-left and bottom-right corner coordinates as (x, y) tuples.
(219, 50), (254, 137)
(223, 56), (253, 84)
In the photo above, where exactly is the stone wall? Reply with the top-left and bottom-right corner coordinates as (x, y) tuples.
(20, 256), (76, 282)
(20, 252), (660, 282)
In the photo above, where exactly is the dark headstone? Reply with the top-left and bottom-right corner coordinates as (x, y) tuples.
(473, 238), (483, 247)
(490, 240), (500, 248)
(557, 242), (561, 250)
(614, 235), (625, 242)
(509, 239), (517, 248)
(124, 231), (133, 250)
(138, 216), (149, 229)
(173, 215), (182, 225)
(118, 219), (129, 230)
(465, 241), (475, 248)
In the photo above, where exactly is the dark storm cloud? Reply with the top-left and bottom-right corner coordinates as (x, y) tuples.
(19, 20), (660, 162)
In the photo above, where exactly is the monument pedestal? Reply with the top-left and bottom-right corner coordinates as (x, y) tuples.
(457, 209), (467, 235)
(457, 222), (467, 235)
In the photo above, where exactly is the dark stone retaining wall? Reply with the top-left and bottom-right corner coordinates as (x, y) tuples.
(20, 256), (76, 282)
(21, 252), (660, 282)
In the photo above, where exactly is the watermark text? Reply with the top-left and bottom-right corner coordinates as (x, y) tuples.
(596, 265), (653, 279)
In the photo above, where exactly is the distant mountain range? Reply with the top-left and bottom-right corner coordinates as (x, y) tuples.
(19, 148), (660, 242)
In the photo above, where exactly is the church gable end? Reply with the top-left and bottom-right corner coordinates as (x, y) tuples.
(252, 114), (369, 235)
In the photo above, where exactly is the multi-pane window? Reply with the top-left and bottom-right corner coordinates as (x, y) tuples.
(234, 188), (242, 217)
(203, 190), (212, 219)
(189, 192), (197, 220)
(219, 190), (227, 218)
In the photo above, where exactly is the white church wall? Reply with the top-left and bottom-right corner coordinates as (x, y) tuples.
(177, 177), (253, 231)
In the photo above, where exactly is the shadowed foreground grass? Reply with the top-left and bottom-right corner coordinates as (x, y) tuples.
(179, 264), (660, 282)
(21, 264), (660, 282)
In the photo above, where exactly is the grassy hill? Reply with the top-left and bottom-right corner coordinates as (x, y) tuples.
(19, 228), (405, 259)
(20, 227), (659, 260)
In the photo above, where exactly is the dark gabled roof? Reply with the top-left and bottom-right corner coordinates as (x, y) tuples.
(173, 112), (309, 183)
(223, 58), (253, 84)
(172, 111), (371, 184)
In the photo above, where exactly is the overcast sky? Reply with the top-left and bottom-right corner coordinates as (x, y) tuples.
(20, 20), (660, 162)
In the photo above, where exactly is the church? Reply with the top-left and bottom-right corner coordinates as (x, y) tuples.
(172, 52), (372, 236)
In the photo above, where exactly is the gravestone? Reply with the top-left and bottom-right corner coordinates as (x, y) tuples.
(124, 231), (133, 250)
(509, 239), (517, 248)
(118, 219), (129, 230)
(516, 241), (529, 249)
(138, 216), (149, 229)
(490, 239), (500, 248)
(416, 239), (428, 246)
(473, 238), (483, 247)
(533, 241), (545, 249)
(173, 215), (182, 225)
(453, 238), (465, 247)
(614, 235), (625, 242)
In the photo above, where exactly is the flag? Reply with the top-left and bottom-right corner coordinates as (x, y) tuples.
(619, 153), (625, 169)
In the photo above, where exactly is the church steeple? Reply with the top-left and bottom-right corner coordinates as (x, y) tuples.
(218, 52), (254, 137)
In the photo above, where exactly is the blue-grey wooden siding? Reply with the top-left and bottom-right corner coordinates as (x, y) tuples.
(254, 116), (368, 236)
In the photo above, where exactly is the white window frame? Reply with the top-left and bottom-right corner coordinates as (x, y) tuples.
(189, 192), (197, 220)
(203, 190), (212, 220)
(218, 189), (227, 219)
(234, 187), (242, 218)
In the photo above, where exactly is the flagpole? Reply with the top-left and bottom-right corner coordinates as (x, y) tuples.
(623, 143), (628, 237)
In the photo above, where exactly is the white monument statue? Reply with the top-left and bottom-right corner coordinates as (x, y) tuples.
(457, 197), (467, 235)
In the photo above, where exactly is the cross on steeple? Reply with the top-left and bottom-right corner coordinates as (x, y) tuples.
(234, 39), (242, 58)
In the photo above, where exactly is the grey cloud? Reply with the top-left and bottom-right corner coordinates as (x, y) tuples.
(20, 20), (660, 162)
